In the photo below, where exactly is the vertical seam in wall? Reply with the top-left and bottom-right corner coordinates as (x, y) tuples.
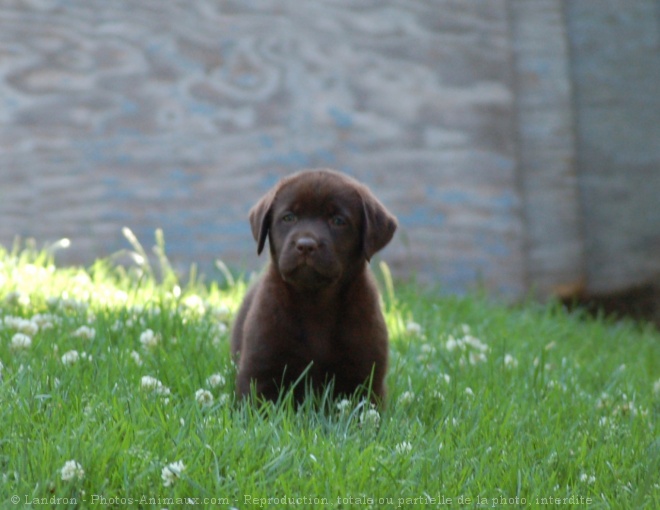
(656, 0), (660, 41)
(561, 0), (589, 295)
(504, 0), (532, 298)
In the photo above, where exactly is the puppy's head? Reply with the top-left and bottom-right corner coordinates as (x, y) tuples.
(249, 169), (397, 290)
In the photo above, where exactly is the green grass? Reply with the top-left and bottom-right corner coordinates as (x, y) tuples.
(1, 238), (659, 509)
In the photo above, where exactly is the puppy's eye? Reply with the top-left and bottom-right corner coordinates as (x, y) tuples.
(282, 213), (297, 223)
(330, 215), (347, 227)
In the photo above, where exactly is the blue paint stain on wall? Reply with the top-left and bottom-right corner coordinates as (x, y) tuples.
(121, 100), (138, 115)
(188, 102), (217, 117)
(431, 189), (470, 205)
(218, 221), (251, 236)
(116, 154), (132, 165)
(492, 155), (516, 172)
(490, 191), (518, 211)
(259, 135), (275, 149)
(314, 148), (337, 165)
(475, 233), (510, 258)
(429, 189), (518, 213)
(265, 150), (312, 168)
(398, 205), (445, 228)
(236, 74), (259, 87)
(169, 168), (201, 184)
(442, 260), (481, 294)
(327, 106), (354, 129)
(100, 210), (133, 223)
(262, 173), (282, 188)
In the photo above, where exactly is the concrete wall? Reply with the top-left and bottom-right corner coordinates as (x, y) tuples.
(1, 0), (658, 299)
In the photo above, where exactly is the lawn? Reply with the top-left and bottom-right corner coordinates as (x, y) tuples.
(1, 235), (658, 509)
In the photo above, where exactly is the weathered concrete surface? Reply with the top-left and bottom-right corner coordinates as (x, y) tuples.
(566, 0), (660, 294)
(0, 1), (658, 299)
(509, 0), (585, 297)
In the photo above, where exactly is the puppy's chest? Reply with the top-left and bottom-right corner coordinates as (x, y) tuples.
(293, 319), (344, 363)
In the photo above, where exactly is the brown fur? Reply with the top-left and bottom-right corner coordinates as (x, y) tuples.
(231, 169), (397, 404)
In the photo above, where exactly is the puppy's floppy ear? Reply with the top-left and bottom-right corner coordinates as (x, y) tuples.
(360, 186), (397, 261)
(249, 188), (276, 255)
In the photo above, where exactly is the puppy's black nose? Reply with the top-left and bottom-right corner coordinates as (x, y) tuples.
(296, 237), (318, 255)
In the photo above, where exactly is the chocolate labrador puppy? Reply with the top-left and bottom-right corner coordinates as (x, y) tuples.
(231, 169), (397, 405)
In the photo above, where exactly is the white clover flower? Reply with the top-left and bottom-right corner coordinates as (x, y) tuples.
(212, 304), (231, 321)
(420, 343), (436, 355)
(4, 317), (38, 336)
(183, 294), (205, 310)
(469, 351), (488, 365)
(161, 460), (185, 487)
(398, 391), (416, 405)
(336, 399), (352, 414)
(211, 323), (229, 347)
(195, 389), (214, 408)
(5, 291), (30, 307)
(359, 408), (381, 428)
(18, 319), (38, 336)
(405, 321), (423, 336)
(11, 333), (32, 350)
(217, 393), (231, 406)
(206, 373), (226, 389)
(504, 354), (519, 369)
(140, 329), (160, 349)
(2, 316), (18, 329)
(465, 387), (474, 397)
(64, 298), (89, 313)
(61, 350), (80, 366)
(579, 473), (596, 485)
(3, 291), (19, 305)
(141, 375), (160, 390)
(60, 460), (85, 481)
(213, 323), (229, 335)
(32, 313), (57, 331)
(445, 336), (459, 352)
(395, 442), (412, 454)
(172, 285), (182, 298)
(463, 335), (489, 353)
(140, 376), (171, 396)
(72, 326), (95, 340)
(130, 350), (143, 366)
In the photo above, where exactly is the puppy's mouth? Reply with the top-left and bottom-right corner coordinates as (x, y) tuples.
(279, 255), (341, 291)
